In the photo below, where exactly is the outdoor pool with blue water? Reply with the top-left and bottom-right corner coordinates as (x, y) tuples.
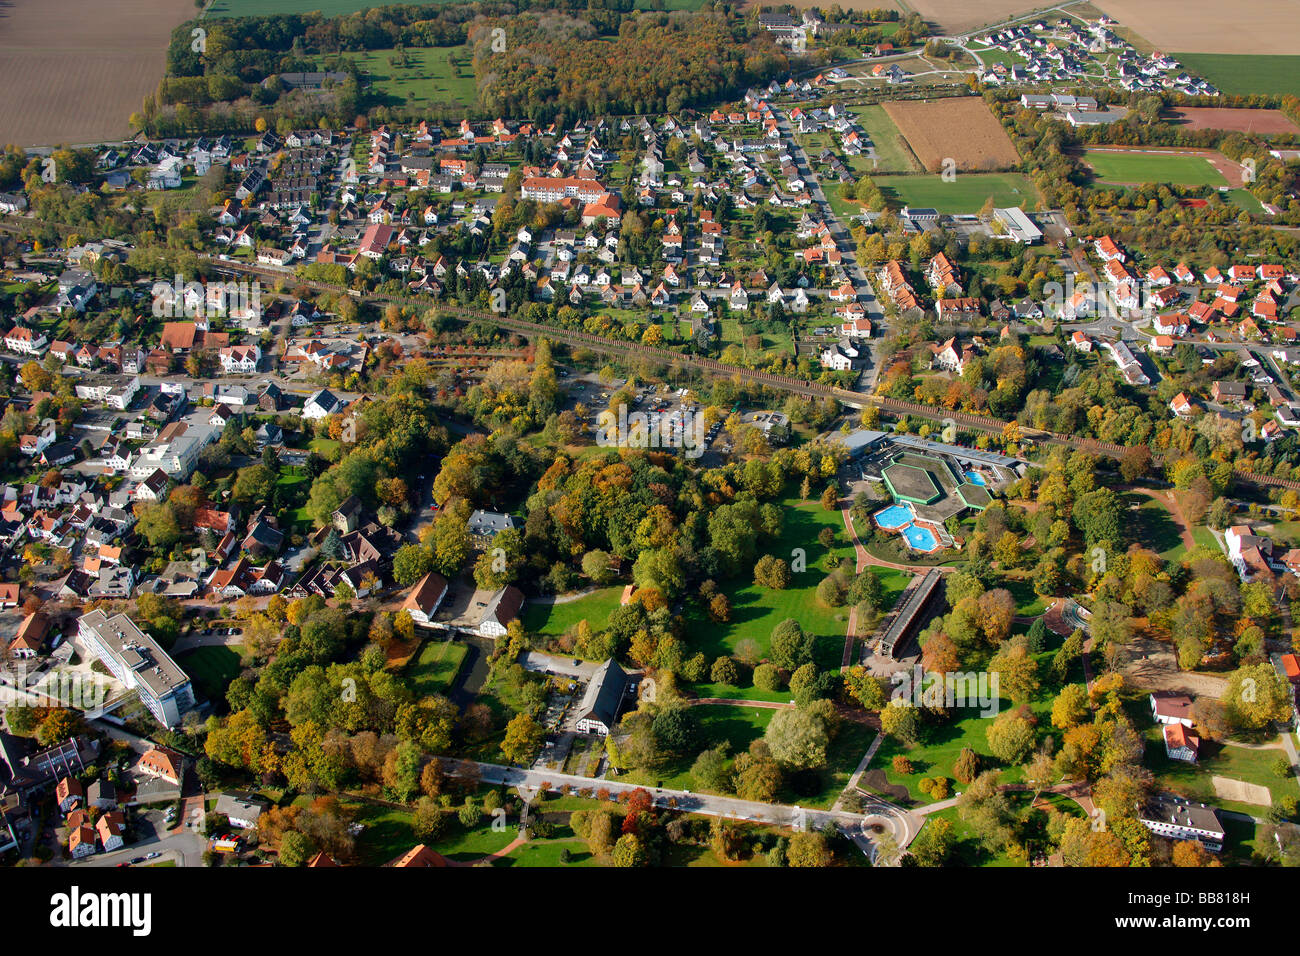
(964, 470), (987, 486)
(902, 524), (938, 551)
(874, 504), (914, 530)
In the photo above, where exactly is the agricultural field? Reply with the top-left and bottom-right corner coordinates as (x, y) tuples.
(1081, 149), (1231, 188)
(1171, 53), (1300, 97)
(315, 46), (477, 112)
(0, 0), (192, 147)
(1166, 108), (1300, 136)
(882, 98), (1021, 172)
(207, 0), (455, 16)
(872, 172), (1039, 214)
(1094, 0), (1300, 56)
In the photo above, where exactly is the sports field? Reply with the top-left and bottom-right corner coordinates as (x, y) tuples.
(1172, 54), (1300, 98)
(873, 173), (1039, 214)
(316, 46), (476, 111)
(1082, 149), (1229, 187)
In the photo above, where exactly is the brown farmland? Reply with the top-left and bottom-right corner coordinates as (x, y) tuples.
(882, 98), (1021, 173)
(1167, 108), (1300, 136)
(0, 0), (193, 148)
(1095, 0), (1300, 55)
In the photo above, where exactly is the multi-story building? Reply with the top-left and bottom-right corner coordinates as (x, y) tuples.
(76, 610), (195, 729)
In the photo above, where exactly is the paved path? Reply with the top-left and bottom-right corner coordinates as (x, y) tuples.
(444, 757), (916, 856)
(689, 698), (792, 709)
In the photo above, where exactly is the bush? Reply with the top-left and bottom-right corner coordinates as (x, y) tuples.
(710, 656), (740, 687)
(892, 755), (913, 775)
(753, 662), (783, 692)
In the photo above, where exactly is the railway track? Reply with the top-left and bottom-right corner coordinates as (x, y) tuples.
(205, 257), (1300, 493)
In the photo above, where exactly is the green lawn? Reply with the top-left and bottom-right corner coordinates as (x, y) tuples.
(1228, 188), (1267, 216)
(405, 636), (469, 698)
(315, 46), (477, 112)
(1082, 150), (1228, 187)
(925, 790), (1085, 866)
(1144, 730), (1298, 819)
(177, 645), (242, 706)
(521, 586), (626, 640)
(1174, 53), (1300, 97)
(624, 705), (776, 791)
(681, 495), (909, 702)
(1125, 492), (1186, 561)
(308, 438), (341, 459)
(872, 173), (1040, 214)
(851, 104), (920, 174)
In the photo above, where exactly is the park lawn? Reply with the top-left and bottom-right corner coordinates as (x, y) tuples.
(851, 104), (920, 174)
(872, 173), (1040, 214)
(177, 645), (243, 705)
(681, 495), (876, 701)
(1173, 53), (1300, 97)
(521, 586), (625, 639)
(1124, 492), (1186, 561)
(796, 717), (878, 810)
(496, 833), (597, 866)
(348, 801), (418, 866)
(404, 635), (469, 698)
(1191, 525), (1219, 551)
(823, 182), (868, 222)
(624, 705), (776, 791)
(1001, 574), (1048, 617)
(925, 790), (1084, 866)
(431, 821), (519, 862)
(1083, 150), (1228, 187)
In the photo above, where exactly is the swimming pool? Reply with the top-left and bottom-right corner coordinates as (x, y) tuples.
(964, 470), (987, 486)
(903, 524), (939, 551)
(874, 504), (915, 530)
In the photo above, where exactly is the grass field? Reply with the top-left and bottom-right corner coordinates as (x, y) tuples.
(851, 104), (920, 174)
(405, 636), (469, 698)
(177, 645), (243, 706)
(1174, 54), (1300, 97)
(521, 586), (626, 639)
(682, 495), (910, 701)
(316, 46), (477, 112)
(872, 173), (1039, 214)
(1145, 729), (1298, 819)
(1082, 150), (1228, 187)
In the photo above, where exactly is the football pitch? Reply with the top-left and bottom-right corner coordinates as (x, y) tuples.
(872, 173), (1039, 214)
(1083, 150), (1229, 187)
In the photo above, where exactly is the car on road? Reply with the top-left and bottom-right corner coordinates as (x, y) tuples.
(131, 856), (146, 864)
(145, 851), (161, 859)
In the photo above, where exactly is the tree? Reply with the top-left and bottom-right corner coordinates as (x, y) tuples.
(952, 747), (980, 784)
(786, 831), (832, 867)
(985, 712), (1035, 765)
(501, 713), (544, 766)
(1051, 684), (1090, 730)
(134, 502), (181, 549)
(770, 618), (813, 670)
(271, 829), (315, 869)
(765, 707), (830, 769)
(753, 554), (791, 590)
(908, 817), (954, 866)
(753, 663), (782, 692)
(611, 833), (648, 867)
(880, 703), (923, 745)
(392, 544), (434, 587)
(691, 745), (733, 792)
(582, 549), (614, 584)
(710, 656), (739, 686)
(412, 797), (450, 842)
(651, 705), (701, 755)
(1223, 664), (1293, 731)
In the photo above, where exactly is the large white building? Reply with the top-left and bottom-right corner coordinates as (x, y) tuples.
(1137, 795), (1224, 852)
(77, 610), (195, 729)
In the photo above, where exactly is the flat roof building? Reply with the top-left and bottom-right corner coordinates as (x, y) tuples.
(77, 610), (195, 729)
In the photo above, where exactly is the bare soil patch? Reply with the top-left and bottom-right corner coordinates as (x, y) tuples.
(1211, 776), (1272, 805)
(1119, 633), (1229, 699)
(1094, 0), (1300, 56)
(1167, 108), (1300, 136)
(0, 0), (192, 147)
(882, 97), (1020, 172)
